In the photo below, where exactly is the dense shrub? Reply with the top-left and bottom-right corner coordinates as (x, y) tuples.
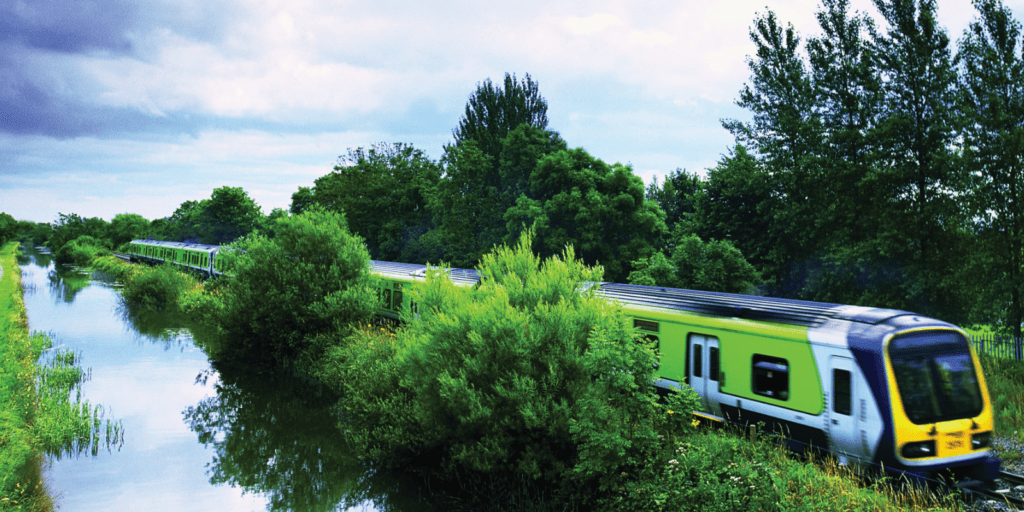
(213, 208), (377, 362)
(326, 231), (695, 506)
(53, 235), (111, 266)
(120, 264), (201, 311)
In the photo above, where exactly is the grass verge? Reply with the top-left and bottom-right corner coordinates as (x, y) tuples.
(2, 243), (122, 511)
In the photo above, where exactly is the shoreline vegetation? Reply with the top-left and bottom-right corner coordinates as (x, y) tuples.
(97, 218), (962, 512)
(0, 242), (121, 512)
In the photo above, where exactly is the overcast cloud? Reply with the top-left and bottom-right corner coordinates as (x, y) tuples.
(0, 0), (1016, 222)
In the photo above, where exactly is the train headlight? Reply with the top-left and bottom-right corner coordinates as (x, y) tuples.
(901, 440), (936, 459)
(971, 431), (992, 450)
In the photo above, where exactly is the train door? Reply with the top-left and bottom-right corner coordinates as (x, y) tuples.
(689, 334), (722, 416)
(828, 356), (858, 459)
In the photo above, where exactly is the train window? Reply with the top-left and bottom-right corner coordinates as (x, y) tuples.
(752, 355), (789, 400)
(692, 344), (703, 378)
(383, 289), (392, 308)
(634, 319), (659, 333)
(833, 369), (852, 416)
(393, 291), (403, 311)
(710, 347), (719, 382)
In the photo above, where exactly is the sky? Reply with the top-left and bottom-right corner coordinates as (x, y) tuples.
(1, 0), (1020, 223)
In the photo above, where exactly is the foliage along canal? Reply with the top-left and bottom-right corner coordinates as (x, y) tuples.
(18, 245), (420, 511)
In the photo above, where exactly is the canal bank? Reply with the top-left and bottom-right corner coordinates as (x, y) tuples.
(0, 241), (51, 510)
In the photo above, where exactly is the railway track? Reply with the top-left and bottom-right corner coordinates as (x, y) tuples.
(958, 471), (1024, 510)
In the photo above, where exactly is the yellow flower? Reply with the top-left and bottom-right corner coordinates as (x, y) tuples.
(692, 419), (700, 427)
(667, 410), (674, 414)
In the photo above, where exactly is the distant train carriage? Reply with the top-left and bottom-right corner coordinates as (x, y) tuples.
(127, 239), (220, 277)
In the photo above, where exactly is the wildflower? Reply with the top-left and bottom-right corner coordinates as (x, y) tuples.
(692, 419), (700, 427)
(668, 459), (679, 465)
(667, 410), (674, 414)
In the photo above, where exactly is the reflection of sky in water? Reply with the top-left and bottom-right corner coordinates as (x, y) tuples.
(21, 255), (269, 511)
(18, 249), (400, 512)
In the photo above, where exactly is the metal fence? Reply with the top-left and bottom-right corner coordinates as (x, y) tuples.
(970, 333), (1024, 360)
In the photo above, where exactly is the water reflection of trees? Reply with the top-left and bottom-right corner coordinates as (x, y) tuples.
(115, 299), (195, 348)
(47, 267), (92, 303)
(183, 363), (428, 512)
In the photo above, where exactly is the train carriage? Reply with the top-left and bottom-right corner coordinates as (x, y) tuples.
(126, 239), (221, 277)
(367, 259), (999, 482)
(117, 243), (1001, 482)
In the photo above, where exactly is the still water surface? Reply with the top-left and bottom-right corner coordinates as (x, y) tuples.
(17, 247), (417, 511)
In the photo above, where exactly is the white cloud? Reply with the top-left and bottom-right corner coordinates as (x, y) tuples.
(564, 13), (624, 35)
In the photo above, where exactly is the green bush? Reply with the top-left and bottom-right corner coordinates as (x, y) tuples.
(214, 208), (377, 363)
(53, 235), (111, 266)
(120, 264), (200, 311)
(327, 230), (695, 506)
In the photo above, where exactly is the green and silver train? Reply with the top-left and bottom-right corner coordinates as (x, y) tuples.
(126, 239), (229, 276)
(370, 260), (999, 482)
(123, 239), (1001, 482)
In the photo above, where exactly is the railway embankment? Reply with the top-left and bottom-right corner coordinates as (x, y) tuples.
(0, 242), (122, 512)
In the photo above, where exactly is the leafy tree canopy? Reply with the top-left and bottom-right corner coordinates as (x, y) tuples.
(629, 232), (761, 294)
(107, 213), (150, 248)
(214, 207), (377, 362)
(160, 187), (264, 245)
(958, 0), (1024, 336)
(504, 147), (666, 282)
(452, 72), (549, 162)
(312, 143), (441, 262)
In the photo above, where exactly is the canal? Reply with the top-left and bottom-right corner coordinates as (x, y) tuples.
(18, 247), (422, 511)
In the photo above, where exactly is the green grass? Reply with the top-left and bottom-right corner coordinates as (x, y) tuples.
(0, 241), (53, 511)
(1, 243), (123, 511)
(980, 354), (1024, 460)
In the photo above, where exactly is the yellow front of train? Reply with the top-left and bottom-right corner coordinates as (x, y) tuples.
(884, 327), (999, 481)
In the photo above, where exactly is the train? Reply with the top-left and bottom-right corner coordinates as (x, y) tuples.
(126, 238), (1001, 482)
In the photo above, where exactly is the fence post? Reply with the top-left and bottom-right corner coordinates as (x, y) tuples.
(1016, 336), (1023, 361)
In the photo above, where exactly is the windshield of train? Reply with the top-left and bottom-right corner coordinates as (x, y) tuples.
(889, 331), (983, 425)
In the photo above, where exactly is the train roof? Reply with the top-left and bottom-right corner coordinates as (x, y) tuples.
(130, 239), (220, 252)
(369, 260), (912, 327)
(370, 260), (481, 286)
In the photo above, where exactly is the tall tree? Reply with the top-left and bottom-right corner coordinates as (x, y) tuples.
(432, 125), (566, 268)
(503, 148), (666, 282)
(0, 213), (16, 246)
(722, 10), (826, 297)
(806, 0), (881, 248)
(290, 187), (314, 216)
(200, 186), (264, 245)
(313, 143), (441, 262)
(645, 168), (703, 232)
(107, 213), (150, 248)
(452, 73), (549, 164)
(870, 0), (968, 319)
(958, 0), (1024, 337)
(695, 145), (777, 287)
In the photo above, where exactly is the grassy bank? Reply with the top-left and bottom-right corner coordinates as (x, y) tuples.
(980, 355), (1024, 440)
(0, 242), (51, 511)
(1, 242), (122, 511)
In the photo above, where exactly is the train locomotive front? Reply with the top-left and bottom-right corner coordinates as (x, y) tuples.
(849, 314), (998, 481)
